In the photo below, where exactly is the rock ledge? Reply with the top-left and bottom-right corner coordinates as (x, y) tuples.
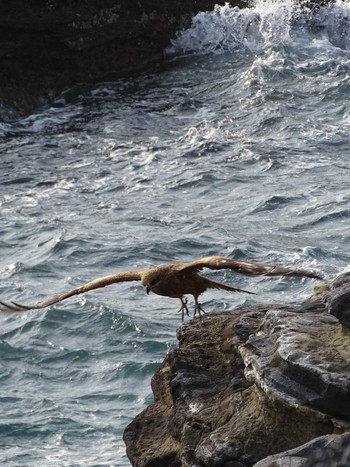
(124, 275), (350, 467)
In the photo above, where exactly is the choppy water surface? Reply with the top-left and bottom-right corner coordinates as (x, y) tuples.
(1, 1), (350, 465)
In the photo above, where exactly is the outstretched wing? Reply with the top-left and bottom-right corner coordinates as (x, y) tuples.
(0, 270), (142, 313)
(177, 256), (322, 279)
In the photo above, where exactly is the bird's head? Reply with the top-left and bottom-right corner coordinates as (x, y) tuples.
(142, 270), (162, 295)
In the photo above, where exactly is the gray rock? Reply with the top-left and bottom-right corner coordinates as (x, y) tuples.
(240, 307), (350, 419)
(325, 273), (350, 326)
(254, 433), (350, 467)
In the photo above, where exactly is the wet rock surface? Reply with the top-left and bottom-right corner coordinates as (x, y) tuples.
(124, 277), (350, 467)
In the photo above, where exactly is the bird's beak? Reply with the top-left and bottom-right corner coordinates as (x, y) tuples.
(146, 286), (150, 295)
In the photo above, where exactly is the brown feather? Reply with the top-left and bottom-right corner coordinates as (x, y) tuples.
(177, 256), (322, 279)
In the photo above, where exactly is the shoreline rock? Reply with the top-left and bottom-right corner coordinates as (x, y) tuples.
(123, 276), (350, 467)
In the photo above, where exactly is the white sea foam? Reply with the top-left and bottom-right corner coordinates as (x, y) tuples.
(167, 0), (350, 56)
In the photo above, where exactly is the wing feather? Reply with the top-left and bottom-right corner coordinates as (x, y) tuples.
(177, 256), (322, 279)
(0, 270), (142, 313)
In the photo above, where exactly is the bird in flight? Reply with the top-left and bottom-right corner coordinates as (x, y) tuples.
(0, 256), (321, 320)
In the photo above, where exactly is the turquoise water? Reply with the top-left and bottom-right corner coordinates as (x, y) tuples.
(1, 1), (350, 465)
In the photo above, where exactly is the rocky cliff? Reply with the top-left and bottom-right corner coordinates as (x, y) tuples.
(123, 274), (350, 467)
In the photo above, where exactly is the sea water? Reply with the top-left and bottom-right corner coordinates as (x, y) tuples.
(1, 0), (350, 465)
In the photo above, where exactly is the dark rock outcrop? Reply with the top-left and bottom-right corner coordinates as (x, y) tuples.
(325, 272), (350, 326)
(1, 0), (243, 119)
(123, 277), (350, 467)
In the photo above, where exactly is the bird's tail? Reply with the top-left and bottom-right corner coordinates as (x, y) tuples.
(206, 279), (255, 294)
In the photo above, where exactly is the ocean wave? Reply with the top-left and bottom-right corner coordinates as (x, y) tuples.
(167, 0), (350, 56)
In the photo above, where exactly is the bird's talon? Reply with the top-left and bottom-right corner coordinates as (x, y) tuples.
(178, 297), (190, 321)
(193, 301), (206, 322)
